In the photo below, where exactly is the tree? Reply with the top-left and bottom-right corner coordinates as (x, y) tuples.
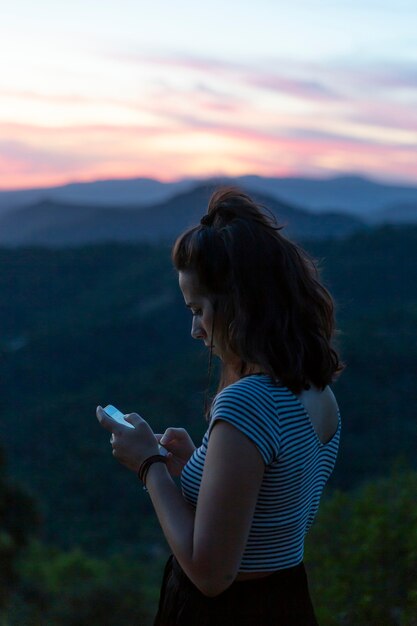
(8, 542), (161, 626)
(306, 470), (417, 626)
(0, 446), (40, 609)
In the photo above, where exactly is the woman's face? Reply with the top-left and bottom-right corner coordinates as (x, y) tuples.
(179, 270), (230, 361)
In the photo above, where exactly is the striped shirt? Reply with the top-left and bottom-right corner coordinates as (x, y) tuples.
(181, 374), (341, 571)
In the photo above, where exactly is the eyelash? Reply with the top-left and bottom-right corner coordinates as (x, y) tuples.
(191, 309), (202, 317)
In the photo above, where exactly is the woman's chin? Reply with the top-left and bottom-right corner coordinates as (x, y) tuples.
(205, 343), (221, 357)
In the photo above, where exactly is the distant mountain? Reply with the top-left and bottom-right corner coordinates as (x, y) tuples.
(367, 202), (417, 224)
(0, 184), (365, 247)
(0, 177), (196, 215)
(1, 174), (417, 222)
(235, 175), (417, 218)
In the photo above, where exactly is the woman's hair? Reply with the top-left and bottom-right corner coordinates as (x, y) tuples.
(172, 187), (344, 411)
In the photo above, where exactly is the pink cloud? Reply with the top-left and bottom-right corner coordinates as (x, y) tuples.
(346, 62), (417, 90)
(1, 56), (417, 191)
(347, 100), (417, 133)
(0, 121), (175, 140)
(244, 74), (339, 101)
(111, 50), (417, 104)
(300, 59), (417, 96)
(0, 122), (180, 188)
(117, 51), (339, 103)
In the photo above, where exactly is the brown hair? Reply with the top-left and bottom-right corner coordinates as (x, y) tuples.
(172, 187), (343, 411)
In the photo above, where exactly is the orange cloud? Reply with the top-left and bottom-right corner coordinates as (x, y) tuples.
(1, 114), (416, 190)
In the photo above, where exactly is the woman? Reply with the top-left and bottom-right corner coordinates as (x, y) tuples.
(97, 188), (343, 625)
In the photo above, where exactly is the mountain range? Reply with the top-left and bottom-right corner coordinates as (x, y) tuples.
(1, 174), (417, 218)
(1, 174), (417, 247)
(0, 184), (365, 247)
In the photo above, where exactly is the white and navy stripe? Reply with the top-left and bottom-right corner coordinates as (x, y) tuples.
(181, 374), (341, 572)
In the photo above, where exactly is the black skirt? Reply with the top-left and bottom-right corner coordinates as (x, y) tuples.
(153, 555), (319, 626)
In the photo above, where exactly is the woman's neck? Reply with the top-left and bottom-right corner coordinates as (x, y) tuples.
(224, 361), (266, 383)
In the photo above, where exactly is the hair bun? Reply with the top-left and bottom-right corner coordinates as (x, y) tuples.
(200, 214), (214, 227)
(204, 187), (279, 233)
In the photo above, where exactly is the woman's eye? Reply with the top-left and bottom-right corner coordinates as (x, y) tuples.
(192, 309), (202, 317)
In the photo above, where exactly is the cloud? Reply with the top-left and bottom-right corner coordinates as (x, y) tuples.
(114, 50), (340, 103)
(244, 74), (339, 101)
(119, 51), (242, 75)
(349, 61), (417, 90)
(306, 59), (417, 95)
(2, 50), (417, 188)
(0, 122), (182, 188)
(285, 128), (373, 145)
(0, 121), (173, 140)
(283, 125), (417, 149)
(0, 139), (83, 168)
(0, 90), (92, 105)
(347, 101), (417, 133)
(0, 88), (166, 117)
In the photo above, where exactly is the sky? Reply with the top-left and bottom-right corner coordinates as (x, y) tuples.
(1, 0), (417, 190)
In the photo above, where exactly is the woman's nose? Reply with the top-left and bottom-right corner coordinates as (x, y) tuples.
(191, 318), (205, 340)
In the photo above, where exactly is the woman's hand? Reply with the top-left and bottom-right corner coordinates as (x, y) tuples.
(155, 428), (196, 477)
(96, 406), (159, 473)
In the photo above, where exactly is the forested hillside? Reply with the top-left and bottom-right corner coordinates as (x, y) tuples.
(0, 225), (415, 548)
(0, 224), (415, 624)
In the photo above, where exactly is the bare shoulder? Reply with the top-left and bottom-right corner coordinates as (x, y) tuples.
(297, 385), (339, 444)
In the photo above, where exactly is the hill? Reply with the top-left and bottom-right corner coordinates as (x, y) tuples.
(0, 224), (414, 554)
(0, 185), (364, 247)
(1, 174), (417, 223)
(0, 177), (194, 214)
(238, 174), (417, 217)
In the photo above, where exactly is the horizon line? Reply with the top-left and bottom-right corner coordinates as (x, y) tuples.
(2, 170), (417, 193)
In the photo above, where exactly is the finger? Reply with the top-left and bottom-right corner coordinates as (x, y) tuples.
(160, 429), (174, 445)
(96, 406), (119, 434)
(160, 428), (181, 445)
(124, 412), (145, 428)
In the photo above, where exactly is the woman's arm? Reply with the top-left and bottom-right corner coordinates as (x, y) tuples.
(96, 407), (264, 597)
(146, 420), (264, 597)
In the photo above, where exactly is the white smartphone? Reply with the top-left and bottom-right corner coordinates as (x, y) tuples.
(103, 404), (135, 428)
(102, 404), (168, 456)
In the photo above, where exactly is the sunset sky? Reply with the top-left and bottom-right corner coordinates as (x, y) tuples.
(1, 0), (416, 189)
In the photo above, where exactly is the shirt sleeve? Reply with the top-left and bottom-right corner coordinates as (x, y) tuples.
(207, 379), (280, 466)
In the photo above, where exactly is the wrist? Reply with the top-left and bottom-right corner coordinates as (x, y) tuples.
(138, 454), (168, 489)
(144, 460), (169, 489)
